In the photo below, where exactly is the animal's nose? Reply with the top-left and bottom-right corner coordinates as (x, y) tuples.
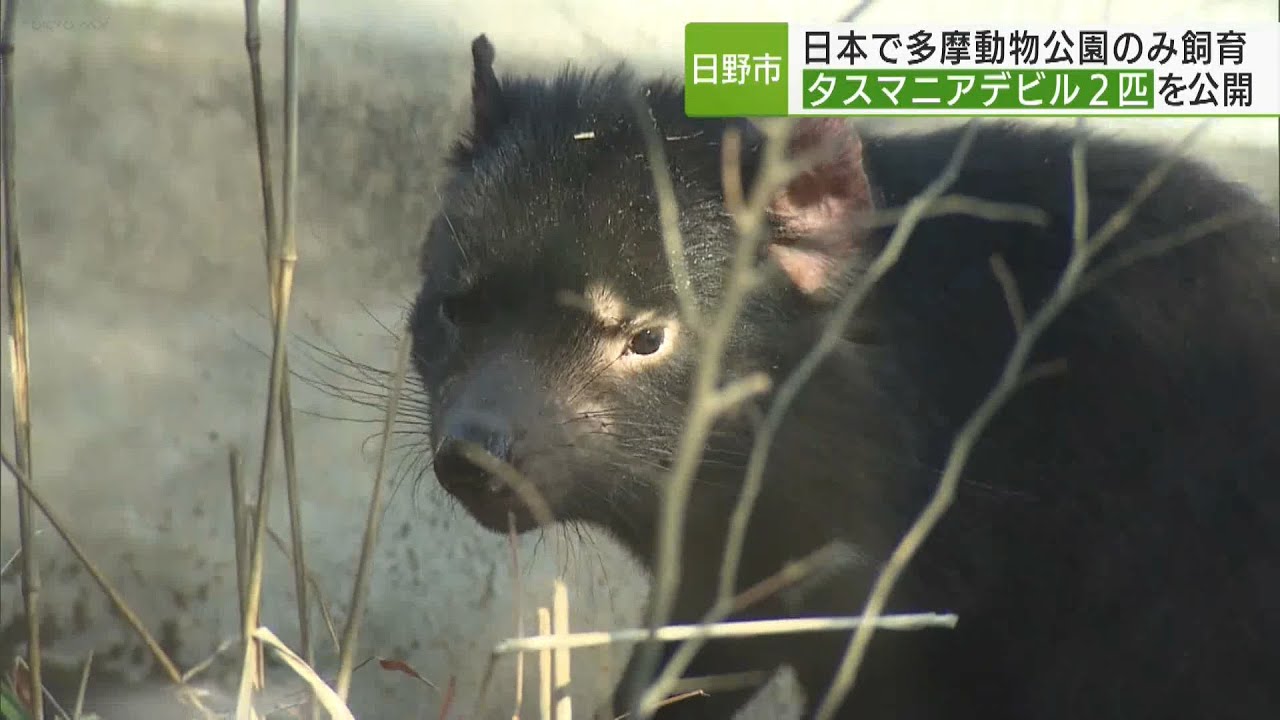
(433, 413), (514, 495)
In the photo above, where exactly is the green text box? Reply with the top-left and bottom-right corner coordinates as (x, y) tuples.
(685, 23), (789, 117)
(802, 69), (1157, 111)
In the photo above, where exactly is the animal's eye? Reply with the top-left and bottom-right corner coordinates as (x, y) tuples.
(626, 327), (666, 356)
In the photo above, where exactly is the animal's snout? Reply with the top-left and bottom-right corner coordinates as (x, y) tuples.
(433, 412), (514, 497)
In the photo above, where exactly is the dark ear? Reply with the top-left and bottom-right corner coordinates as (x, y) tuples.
(469, 34), (507, 143)
(764, 118), (874, 297)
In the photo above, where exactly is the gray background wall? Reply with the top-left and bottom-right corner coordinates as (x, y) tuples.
(1, 0), (1276, 718)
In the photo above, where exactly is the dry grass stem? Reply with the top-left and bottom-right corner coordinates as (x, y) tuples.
(334, 329), (413, 699)
(537, 608), (552, 720)
(253, 628), (356, 720)
(241, 0), (314, 687)
(235, 0), (304, 715)
(1, 2), (42, 715)
(494, 611), (957, 654)
(552, 581), (572, 720)
(72, 651), (93, 720)
(0, 452), (183, 683)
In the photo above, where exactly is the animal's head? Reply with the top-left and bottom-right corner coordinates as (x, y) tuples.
(408, 35), (878, 535)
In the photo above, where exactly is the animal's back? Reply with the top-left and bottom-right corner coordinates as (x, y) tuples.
(837, 121), (1280, 719)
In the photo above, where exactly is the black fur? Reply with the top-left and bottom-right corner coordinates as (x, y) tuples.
(408, 35), (1280, 719)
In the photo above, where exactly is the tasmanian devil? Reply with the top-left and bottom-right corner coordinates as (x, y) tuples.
(405, 33), (1280, 720)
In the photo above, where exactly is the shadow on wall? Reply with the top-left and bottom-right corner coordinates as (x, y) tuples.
(1, 0), (1277, 719)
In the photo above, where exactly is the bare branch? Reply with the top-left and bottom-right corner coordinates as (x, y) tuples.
(625, 117), (800, 713)
(637, 125), (986, 716)
(866, 194), (1050, 229)
(627, 90), (700, 327)
(810, 120), (1223, 720)
(455, 444), (557, 528)
(1077, 207), (1265, 296)
(1070, 119), (1089, 256)
(988, 254), (1026, 333)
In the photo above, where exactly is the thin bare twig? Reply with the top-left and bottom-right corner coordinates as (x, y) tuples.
(866, 194), (1049, 229)
(625, 115), (801, 715)
(0, 540), (24, 577)
(469, 649), (501, 719)
(243, 0), (280, 266)
(266, 526), (342, 653)
(988, 254), (1026, 333)
(72, 651), (93, 720)
(725, 120), (982, 603)
(810, 121), (1224, 720)
(637, 541), (853, 699)
(630, 95), (699, 327)
(636, 123), (984, 716)
(334, 329), (413, 700)
(229, 447), (250, 634)
(439, 675), (458, 720)
(611, 689), (708, 719)
(181, 636), (240, 684)
(1077, 207), (1264, 297)
(508, 516), (526, 720)
(1070, 119), (1089, 256)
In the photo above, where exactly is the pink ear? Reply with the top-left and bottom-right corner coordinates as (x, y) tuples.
(766, 118), (873, 296)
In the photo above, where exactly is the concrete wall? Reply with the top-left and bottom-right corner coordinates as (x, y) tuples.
(1, 0), (1275, 718)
